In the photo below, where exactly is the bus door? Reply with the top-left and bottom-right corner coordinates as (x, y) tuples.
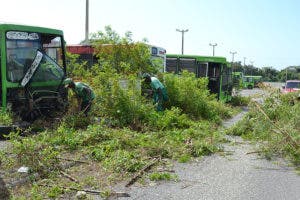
(207, 62), (221, 98)
(179, 58), (196, 74)
(196, 62), (208, 78)
(221, 64), (233, 100)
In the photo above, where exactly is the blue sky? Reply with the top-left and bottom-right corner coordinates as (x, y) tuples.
(1, 0), (299, 70)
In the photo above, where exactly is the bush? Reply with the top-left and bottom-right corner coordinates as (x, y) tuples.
(230, 95), (250, 106)
(0, 110), (13, 125)
(163, 71), (232, 121)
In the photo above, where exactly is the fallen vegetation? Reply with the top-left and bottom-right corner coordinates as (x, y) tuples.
(228, 88), (300, 165)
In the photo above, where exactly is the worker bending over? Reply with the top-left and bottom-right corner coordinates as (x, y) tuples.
(64, 78), (95, 115)
(143, 73), (168, 111)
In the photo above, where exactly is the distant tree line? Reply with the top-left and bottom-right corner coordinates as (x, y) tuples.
(231, 61), (300, 82)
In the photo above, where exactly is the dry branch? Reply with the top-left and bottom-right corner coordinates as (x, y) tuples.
(59, 170), (78, 183)
(246, 151), (263, 155)
(57, 157), (89, 164)
(253, 101), (299, 150)
(125, 157), (159, 187)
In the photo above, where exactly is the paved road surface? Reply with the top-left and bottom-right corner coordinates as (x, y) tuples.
(119, 137), (300, 200)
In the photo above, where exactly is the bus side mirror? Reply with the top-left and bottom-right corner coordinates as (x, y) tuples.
(282, 85), (285, 89)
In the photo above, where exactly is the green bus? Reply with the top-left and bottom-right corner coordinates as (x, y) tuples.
(243, 75), (262, 89)
(232, 71), (243, 89)
(0, 24), (68, 120)
(166, 54), (233, 102)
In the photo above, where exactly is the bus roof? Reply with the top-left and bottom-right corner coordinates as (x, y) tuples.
(0, 23), (63, 36)
(167, 54), (227, 63)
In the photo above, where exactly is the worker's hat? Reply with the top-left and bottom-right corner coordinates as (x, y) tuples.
(63, 78), (73, 87)
(142, 73), (151, 79)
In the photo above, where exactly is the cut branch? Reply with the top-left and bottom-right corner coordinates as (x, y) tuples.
(57, 157), (90, 164)
(125, 157), (159, 187)
(253, 101), (299, 150)
(59, 170), (78, 183)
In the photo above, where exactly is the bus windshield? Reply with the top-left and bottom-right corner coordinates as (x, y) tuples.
(286, 81), (300, 89)
(6, 31), (65, 83)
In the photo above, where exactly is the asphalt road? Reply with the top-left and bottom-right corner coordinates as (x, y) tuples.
(116, 88), (300, 200)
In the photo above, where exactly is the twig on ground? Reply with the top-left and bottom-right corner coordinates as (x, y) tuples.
(125, 157), (160, 187)
(59, 170), (78, 183)
(156, 169), (176, 173)
(57, 157), (89, 164)
(246, 151), (263, 155)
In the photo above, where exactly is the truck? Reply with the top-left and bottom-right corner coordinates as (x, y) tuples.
(0, 24), (68, 122)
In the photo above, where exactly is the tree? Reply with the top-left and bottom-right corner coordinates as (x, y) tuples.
(88, 26), (160, 75)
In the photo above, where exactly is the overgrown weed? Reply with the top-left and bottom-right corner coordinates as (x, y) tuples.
(228, 91), (300, 165)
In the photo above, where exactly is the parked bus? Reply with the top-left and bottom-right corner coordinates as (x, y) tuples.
(232, 71), (243, 89)
(149, 45), (166, 72)
(0, 24), (68, 119)
(66, 44), (95, 66)
(66, 44), (166, 70)
(166, 54), (233, 102)
(243, 75), (262, 89)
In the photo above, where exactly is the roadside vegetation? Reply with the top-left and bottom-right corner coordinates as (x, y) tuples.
(0, 26), (236, 199)
(0, 110), (13, 126)
(228, 86), (300, 165)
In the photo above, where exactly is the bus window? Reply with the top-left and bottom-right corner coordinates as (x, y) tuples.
(166, 57), (178, 73)
(151, 47), (158, 56)
(179, 58), (196, 73)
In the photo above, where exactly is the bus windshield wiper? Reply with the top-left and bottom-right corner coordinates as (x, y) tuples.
(21, 50), (43, 87)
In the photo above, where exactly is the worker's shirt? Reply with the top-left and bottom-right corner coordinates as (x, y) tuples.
(150, 77), (168, 102)
(150, 77), (165, 90)
(74, 82), (95, 103)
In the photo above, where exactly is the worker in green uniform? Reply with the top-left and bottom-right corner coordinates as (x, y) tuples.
(143, 73), (168, 111)
(64, 78), (95, 115)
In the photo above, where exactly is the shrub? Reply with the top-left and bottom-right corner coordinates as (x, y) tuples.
(163, 71), (232, 121)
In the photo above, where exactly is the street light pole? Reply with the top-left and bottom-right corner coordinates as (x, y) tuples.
(85, 0), (89, 44)
(250, 61), (254, 75)
(230, 51), (237, 71)
(209, 43), (217, 56)
(176, 29), (189, 54)
(243, 57), (246, 74)
(230, 51), (237, 63)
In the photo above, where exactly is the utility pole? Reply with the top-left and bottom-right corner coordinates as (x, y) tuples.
(250, 61), (254, 75)
(243, 57), (246, 74)
(85, 0), (89, 44)
(176, 29), (189, 54)
(230, 51), (237, 63)
(230, 51), (237, 71)
(209, 43), (217, 56)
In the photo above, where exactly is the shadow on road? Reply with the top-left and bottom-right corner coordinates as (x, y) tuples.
(0, 177), (10, 199)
